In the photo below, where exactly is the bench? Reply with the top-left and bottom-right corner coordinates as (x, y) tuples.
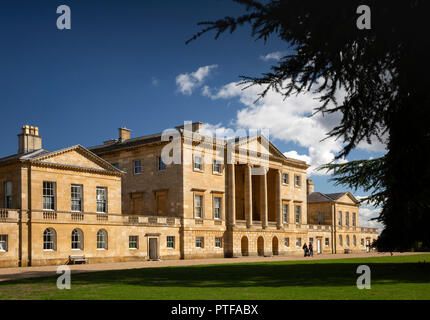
(344, 248), (352, 254)
(69, 255), (88, 264)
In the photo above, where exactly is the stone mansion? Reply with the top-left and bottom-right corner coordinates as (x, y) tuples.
(0, 123), (378, 267)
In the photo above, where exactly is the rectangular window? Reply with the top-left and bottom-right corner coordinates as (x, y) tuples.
(338, 211), (342, 226)
(361, 238), (365, 246)
(284, 238), (289, 247)
(345, 212), (349, 226)
(213, 160), (221, 174)
(4, 181), (12, 209)
(193, 155), (203, 171)
(213, 197), (221, 219)
(317, 212), (324, 225)
(352, 213), (356, 226)
(129, 236), (138, 249)
(325, 238), (329, 246)
(294, 175), (301, 187)
(282, 203), (288, 223)
(282, 173), (289, 184)
(96, 187), (107, 213)
(0, 235), (8, 252)
(71, 184), (83, 212)
(196, 237), (204, 248)
(194, 194), (203, 218)
(158, 156), (166, 171)
(296, 237), (302, 247)
(167, 236), (175, 248)
(134, 160), (142, 174)
(309, 237), (314, 244)
(215, 237), (222, 248)
(295, 205), (301, 224)
(43, 181), (56, 211)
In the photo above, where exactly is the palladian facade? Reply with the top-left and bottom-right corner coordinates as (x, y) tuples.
(0, 123), (378, 267)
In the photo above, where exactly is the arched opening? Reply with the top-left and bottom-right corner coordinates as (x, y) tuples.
(71, 228), (84, 250)
(97, 229), (108, 250)
(43, 228), (57, 251)
(241, 236), (249, 256)
(257, 236), (264, 256)
(272, 236), (279, 255)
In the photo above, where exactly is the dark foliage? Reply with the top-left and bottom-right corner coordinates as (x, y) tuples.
(187, 0), (430, 251)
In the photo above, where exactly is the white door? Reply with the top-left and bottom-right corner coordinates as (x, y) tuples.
(317, 239), (321, 254)
(366, 240), (370, 252)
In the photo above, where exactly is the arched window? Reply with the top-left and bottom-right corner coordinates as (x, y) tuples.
(353, 235), (357, 246)
(43, 228), (56, 250)
(339, 235), (343, 246)
(346, 235), (350, 247)
(71, 228), (83, 250)
(97, 229), (108, 250)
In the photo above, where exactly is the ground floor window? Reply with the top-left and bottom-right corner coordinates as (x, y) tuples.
(296, 237), (301, 247)
(339, 235), (343, 246)
(309, 237), (313, 244)
(361, 238), (365, 246)
(196, 237), (204, 248)
(167, 236), (175, 248)
(215, 237), (222, 248)
(0, 235), (7, 252)
(284, 238), (289, 247)
(97, 229), (108, 250)
(43, 228), (56, 251)
(325, 238), (329, 246)
(353, 235), (357, 246)
(129, 236), (138, 249)
(71, 228), (83, 250)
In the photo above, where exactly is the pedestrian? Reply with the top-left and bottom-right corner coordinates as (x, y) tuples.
(309, 242), (314, 257)
(302, 243), (308, 257)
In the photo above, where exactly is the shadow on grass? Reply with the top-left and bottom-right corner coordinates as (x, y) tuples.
(1, 260), (429, 289)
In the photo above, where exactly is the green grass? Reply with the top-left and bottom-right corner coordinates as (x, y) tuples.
(1, 254), (429, 300)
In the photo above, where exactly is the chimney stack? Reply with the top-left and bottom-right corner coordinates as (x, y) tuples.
(175, 121), (202, 133)
(306, 178), (314, 195)
(18, 125), (42, 154)
(118, 127), (131, 142)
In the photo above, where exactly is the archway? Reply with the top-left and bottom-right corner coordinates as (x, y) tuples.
(272, 236), (279, 255)
(241, 236), (249, 256)
(257, 236), (264, 256)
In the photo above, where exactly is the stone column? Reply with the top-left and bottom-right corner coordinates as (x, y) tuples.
(227, 163), (236, 227)
(275, 169), (282, 229)
(244, 165), (253, 228)
(261, 169), (268, 228)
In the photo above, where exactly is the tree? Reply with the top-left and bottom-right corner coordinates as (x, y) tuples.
(187, 0), (430, 251)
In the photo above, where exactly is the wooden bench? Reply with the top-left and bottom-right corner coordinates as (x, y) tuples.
(344, 248), (352, 254)
(69, 255), (88, 264)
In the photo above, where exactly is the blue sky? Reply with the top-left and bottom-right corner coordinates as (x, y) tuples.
(0, 0), (385, 228)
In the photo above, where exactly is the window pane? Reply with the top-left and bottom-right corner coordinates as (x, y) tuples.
(71, 185), (82, 212)
(43, 182), (56, 210)
(97, 187), (107, 213)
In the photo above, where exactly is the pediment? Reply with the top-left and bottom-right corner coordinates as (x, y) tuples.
(238, 135), (287, 159)
(337, 193), (359, 205)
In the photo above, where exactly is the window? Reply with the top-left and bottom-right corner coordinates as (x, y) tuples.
(43, 181), (56, 210)
(338, 211), (342, 226)
(345, 212), (349, 226)
(196, 237), (204, 248)
(353, 235), (357, 246)
(167, 236), (175, 248)
(294, 175), (301, 187)
(213, 197), (221, 219)
(296, 238), (302, 247)
(325, 238), (329, 246)
(317, 212), (324, 225)
(284, 238), (290, 247)
(43, 228), (56, 251)
(309, 237), (314, 244)
(346, 235), (350, 247)
(134, 160), (142, 174)
(352, 213), (356, 227)
(0, 235), (8, 252)
(282, 173), (289, 184)
(71, 184), (83, 212)
(193, 155), (203, 171)
(4, 181), (12, 209)
(71, 229), (83, 250)
(361, 238), (364, 246)
(213, 160), (221, 174)
(295, 205), (301, 224)
(97, 229), (108, 250)
(129, 236), (138, 249)
(158, 156), (166, 171)
(194, 194), (203, 218)
(96, 187), (107, 213)
(215, 237), (222, 248)
(282, 204), (288, 223)
(339, 235), (343, 246)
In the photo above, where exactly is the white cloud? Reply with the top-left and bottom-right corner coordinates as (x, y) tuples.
(283, 150), (311, 164)
(260, 51), (287, 62)
(176, 65), (218, 95)
(151, 77), (159, 87)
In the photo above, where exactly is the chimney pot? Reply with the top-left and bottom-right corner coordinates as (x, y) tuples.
(18, 124), (42, 154)
(118, 127), (131, 142)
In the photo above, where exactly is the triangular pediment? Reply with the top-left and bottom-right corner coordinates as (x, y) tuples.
(337, 192), (359, 205)
(237, 135), (287, 159)
(30, 145), (121, 173)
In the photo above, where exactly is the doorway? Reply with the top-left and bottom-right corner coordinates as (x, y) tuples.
(257, 236), (264, 256)
(149, 238), (158, 260)
(317, 239), (322, 254)
(272, 237), (279, 255)
(241, 236), (249, 256)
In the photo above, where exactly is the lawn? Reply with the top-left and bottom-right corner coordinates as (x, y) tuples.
(0, 254), (429, 300)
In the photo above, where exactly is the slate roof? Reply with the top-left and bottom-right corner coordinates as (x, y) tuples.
(307, 191), (358, 204)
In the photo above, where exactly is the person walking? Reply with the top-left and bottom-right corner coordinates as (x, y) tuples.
(309, 242), (314, 257)
(302, 243), (308, 257)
